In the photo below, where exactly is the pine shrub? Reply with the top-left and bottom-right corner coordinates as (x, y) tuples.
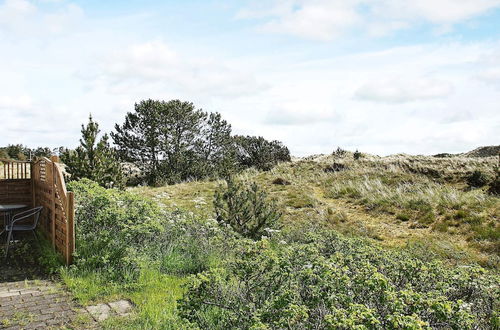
(214, 178), (281, 240)
(467, 170), (490, 188)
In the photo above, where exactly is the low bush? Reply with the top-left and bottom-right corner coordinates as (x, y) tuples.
(333, 147), (348, 158)
(69, 179), (234, 283)
(489, 172), (500, 195)
(68, 179), (163, 281)
(467, 170), (490, 188)
(179, 231), (500, 329)
(272, 177), (291, 185)
(324, 162), (349, 173)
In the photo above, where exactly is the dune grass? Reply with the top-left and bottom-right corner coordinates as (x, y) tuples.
(130, 153), (499, 268)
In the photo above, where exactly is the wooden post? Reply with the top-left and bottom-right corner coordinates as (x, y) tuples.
(51, 161), (56, 249)
(67, 192), (75, 265)
(31, 162), (35, 208)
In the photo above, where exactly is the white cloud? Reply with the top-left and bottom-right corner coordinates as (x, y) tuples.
(0, 94), (33, 110)
(238, 0), (500, 40)
(354, 77), (454, 103)
(474, 50), (500, 85)
(264, 102), (338, 125)
(0, 0), (36, 30)
(391, 0), (500, 23)
(476, 68), (500, 84)
(260, 1), (361, 41)
(0, 0), (83, 37)
(92, 41), (267, 98)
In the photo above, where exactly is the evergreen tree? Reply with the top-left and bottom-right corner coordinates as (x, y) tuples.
(112, 99), (234, 185)
(234, 135), (291, 171)
(62, 115), (123, 188)
(0, 148), (9, 159)
(4, 144), (29, 160)
(196, 112), (237, 179)
(158, 100), (207, 183)
(112, 100), (167, 185)
(214, 177), (281, 240)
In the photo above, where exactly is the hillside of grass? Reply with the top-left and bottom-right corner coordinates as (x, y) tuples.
(132, 152), (499, 268)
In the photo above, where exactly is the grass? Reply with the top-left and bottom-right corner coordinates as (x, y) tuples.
(103, 271), (187, 329)
(60, 267), (188, 329)
(60, 269), (127, 304)
(129, 153), (499, 268)
(1, 311), (35, 328)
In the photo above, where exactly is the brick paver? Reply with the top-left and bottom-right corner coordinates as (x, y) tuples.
(0, 235), (94, 329)
(0, 280), (83, 329)
(1, 233), (133, 329)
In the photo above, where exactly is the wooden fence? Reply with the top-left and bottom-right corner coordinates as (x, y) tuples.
(0, 157), (75, 264)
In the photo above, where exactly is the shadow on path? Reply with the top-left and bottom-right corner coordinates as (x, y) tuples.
(0, 234), (94, 329)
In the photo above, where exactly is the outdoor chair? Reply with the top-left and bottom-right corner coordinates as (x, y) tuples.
(4, 206), (43, 259)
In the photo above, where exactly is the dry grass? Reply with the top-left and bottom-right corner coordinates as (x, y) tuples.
(129, 152), (499, 268)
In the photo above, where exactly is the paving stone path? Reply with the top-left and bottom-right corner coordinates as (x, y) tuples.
(1, 234), (134, 329)
(85, 300), (133, 322)
(0, 280), (83, 329)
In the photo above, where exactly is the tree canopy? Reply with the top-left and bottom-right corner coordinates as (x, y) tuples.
(61, 115), (123, 188)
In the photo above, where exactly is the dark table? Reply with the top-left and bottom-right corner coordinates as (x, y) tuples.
(0, 204), (28, 236)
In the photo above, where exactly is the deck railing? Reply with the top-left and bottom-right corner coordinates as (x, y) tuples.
(0, 159), (31, 179)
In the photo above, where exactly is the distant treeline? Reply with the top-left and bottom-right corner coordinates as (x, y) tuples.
(0, 144), (62, 161)
(57, 99), (291, 187)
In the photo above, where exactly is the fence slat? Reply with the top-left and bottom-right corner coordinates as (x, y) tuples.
(32, 157), (74, 265)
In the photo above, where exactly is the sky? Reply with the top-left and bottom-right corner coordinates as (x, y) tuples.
(0, 0), (499, 156)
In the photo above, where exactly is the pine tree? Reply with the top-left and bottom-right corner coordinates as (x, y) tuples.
(62, 115), (123, 188)
(195, 112), (237, 179)
(214, 177), (281, 240)
(233, 135), (291, 171)
(112, 99), (234, 185)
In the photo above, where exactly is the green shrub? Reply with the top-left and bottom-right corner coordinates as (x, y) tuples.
(467, 170), (490, 188)
(354, 149), (362, 160)
(149, 214), (228, 275)
(272, 177), (291, 185)
(489, 172), (500, 195)
(179, 231), (500, 329)
(233, 135), (291, 171)
(396, 213), (410, 221)
(68, 179), (163, 281)
(214, 178), (281, 240)
(333, 147), (347, 158)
